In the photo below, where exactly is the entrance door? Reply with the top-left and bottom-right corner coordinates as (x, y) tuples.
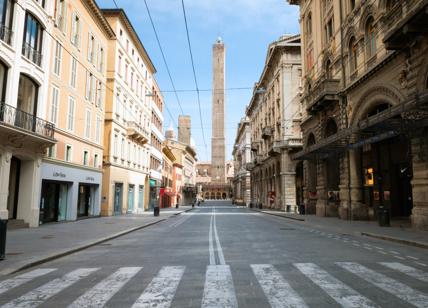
(77, 184), (91, 217)
(114, 183), (123, 214)
(7, 156), (20, 219)
(138, 185), (144, 210)
(128, 184), (135, 213)
(40, 181), (59, 223)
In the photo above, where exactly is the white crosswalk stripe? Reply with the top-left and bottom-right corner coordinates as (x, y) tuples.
(337, 262), (428, 308)
(294, 263), (377, 308)
(379, 262), (428, 283)
(202, 265), (238, 308)
(131, 266), (184, 308)
(0, 268), (56, 296)
(1, 268), (98, 308)
(251, 264), (308, 308)
(68, 267), (142, 308)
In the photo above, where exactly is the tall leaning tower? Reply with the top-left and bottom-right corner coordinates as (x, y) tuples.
(211, 38), (226, 183)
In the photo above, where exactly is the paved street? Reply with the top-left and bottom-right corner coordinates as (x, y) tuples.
(0, 201), (427, 308)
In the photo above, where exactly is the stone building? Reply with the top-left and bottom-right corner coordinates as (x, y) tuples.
(246, 35), (302, 210)
(232, 117), (251, 206)
(101, 9), (154, 215)
(288, 0), (428, 229)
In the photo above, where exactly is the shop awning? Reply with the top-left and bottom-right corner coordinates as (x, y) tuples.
(292, 91), (428, 160)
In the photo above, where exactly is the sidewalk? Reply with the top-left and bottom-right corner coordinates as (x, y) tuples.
(0, 206), (192, 277)
(253, 208), (428, 249)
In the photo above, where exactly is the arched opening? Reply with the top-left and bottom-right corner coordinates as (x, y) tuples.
(360, 103), (413, 220)
(210, 192), (215, 200)
(349, 36), (357, 73)
(307, 133), (317, 195)
(365, 17), (376, 59)
(324, 119), (340, 216)
(205, 192), (210, 200)
(222, 192), (227, 199)
(216, 192), (221, 200)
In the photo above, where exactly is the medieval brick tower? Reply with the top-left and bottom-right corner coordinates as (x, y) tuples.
(211, 38), (226, 183)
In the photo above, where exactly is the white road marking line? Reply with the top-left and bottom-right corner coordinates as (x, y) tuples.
(131, 266), (184, 308)
(209, 214), (215, 265)
(374, 246), (383, 250)
(213, 212), (226, 265)
(364, 247), (373, 250)
(68, 267), (142, 308)
(251, 264), (307, 308)
(295, 263), (377, 308)
(415, 262), (427, 267)
(0, 268), (56, 296)
(353, 244), (361, 247)
(202, 265), (238, 308)
(1, 268), (98, 308)
(394, 256), (405, 260)
(337, 262), (428, 308)
(380, 262), (428, 283)
(378, 251), (388, 255)
(407, 256), (419, 260)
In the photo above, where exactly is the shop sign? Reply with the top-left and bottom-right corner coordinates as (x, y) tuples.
(86, 176), (95, 181)
(373, 191), (380, 201)
(150, 179), (157, 187)
(53, 172), (66, 178)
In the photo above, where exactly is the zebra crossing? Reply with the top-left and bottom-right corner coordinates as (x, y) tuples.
(0, 261), (427, 307)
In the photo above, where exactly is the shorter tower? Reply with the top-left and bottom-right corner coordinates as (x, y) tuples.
(178, 115), (191, 146)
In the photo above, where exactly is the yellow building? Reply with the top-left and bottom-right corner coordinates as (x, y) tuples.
(41, 0), (115, 224)
(101, 9), (155, 215)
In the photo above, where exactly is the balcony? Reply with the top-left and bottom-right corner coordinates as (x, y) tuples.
(251, 141), (260, 151)
(22, 42), (42, 66)
(0, 24), (13, 45)
(126, 121), (149, 145)
(245, 162), (255, 171)
(261, 126), (273, 139)
(383, 0), (428, 50)
(273, 138), (303, 151)
(304, 78), (340, 114)
(0, 103), (56, 148)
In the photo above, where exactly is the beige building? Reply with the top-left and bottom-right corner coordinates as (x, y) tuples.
(289, 0), (428, 229)
(101, 9), (154, 215)
(232, 117), (251, 206)
(246, 35), (302, 210)
(0, 0), (56, 227)
(40, 0), (114, 225)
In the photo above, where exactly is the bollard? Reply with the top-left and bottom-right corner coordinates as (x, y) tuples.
(176, 204), (179, 209)
(0, 219), (7, 260)
(154, 207), (160, 217)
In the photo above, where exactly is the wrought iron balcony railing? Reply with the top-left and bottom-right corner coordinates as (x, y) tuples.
(0, 24), (13, 45)
(22, 42), (42, 66)
(0, 103), (55, 139)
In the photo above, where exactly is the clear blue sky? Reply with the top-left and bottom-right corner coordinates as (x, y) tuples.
(97, 0), (300, 161)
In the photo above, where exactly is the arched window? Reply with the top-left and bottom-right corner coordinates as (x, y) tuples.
(324, 119), (340, 191)
(325, 119), (338, 137)
(0, 60), (7, 102)
(349, 37), (357, 72)
(17, 74), (38, 115)
(365, 18), (376, 59)
(325, 59), (332, 79)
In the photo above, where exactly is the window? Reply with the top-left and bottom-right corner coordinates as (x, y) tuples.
(87, 33), (95, 63)
(71, 12), (81, 47)
(94, 153), (98, 168)
(85, 71), (95, 102)
(95, 114), (101, 143)
(115, 92), (121, 115)
(47, 145), (55, 158)
(130, 71), (134, 91)
(66, 145), (72, 162)
(127, 141), (131, 161)
(85, 109), (91, 139)
(125, 63), (128, 83)
(95, 80), (102, 107)
(366, 18), (376, 59)
(55, 0), (66, 32)
(70, 56), (77, 88)
(349, 37), (357, 72)
(67, 96), (75, 131)
(325, 18), (334, 42)
(121, 137), (125, 159)
(114, 134), (118, 156)
(306, 12), (312, 37)
(0, 0), (14, 44)
(23, 13), (43, 66)
(53, 41), (62, 76)
(0, 61), (7, 102)
(50, 86), (59, 124)
(17, 74), (38, 116)
(118, 55), (122, 75)
(83, 150), (89, 166)
(98, 46), (104, 72)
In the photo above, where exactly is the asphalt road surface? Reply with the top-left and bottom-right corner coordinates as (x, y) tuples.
(1, 200), (427, 307)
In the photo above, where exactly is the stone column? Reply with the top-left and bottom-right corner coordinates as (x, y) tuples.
(0, 150), (12, 220)
(316, 160), (327, 216)
(411, 134), (428, 230)
(281, 152), (297, 212)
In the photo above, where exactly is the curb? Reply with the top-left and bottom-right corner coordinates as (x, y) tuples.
(250, 208), (305, 221)
(1, 219), (167, 277)
(361, 232), (428, 250)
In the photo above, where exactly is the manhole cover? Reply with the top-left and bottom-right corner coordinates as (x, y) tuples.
(280, 228), (295, 230)
(41, 235), (54, 239)
(6, 252), (23, 255)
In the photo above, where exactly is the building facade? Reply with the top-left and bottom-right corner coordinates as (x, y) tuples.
(160, 142), (176, 208)
(40, 0), (114, 225)
(0, 0), (56, 227)
(246, 35), (302, 210)
(232, 117), (251, 206)
(289, 0), (428, 229)
(101, 9), (153, 215)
